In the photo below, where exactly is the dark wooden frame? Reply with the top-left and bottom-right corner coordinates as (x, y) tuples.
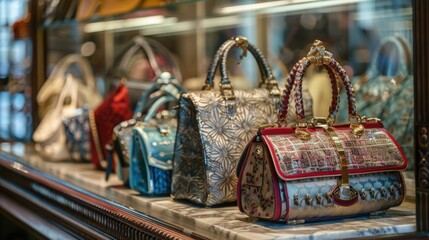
(414, 0), (429, 232)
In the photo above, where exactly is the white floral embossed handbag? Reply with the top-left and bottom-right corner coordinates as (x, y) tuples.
(171, 37), (313, 206)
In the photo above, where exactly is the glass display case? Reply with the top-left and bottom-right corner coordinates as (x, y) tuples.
(1, 0), (428, 238)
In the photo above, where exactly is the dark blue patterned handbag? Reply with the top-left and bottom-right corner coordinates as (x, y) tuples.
(129, 95), (178, 195)
(62, 105), (92, 162)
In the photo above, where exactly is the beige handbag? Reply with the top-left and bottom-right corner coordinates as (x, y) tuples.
(37, 54), (102, 119)
(33, 74), (80, 160)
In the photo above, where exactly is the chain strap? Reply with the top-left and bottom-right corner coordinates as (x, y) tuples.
(88, 110), (107, 169)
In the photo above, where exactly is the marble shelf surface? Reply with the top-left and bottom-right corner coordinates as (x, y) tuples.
(0, 143), (416, 240)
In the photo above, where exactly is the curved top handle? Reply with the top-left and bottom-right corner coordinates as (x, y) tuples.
(367, 35), (411, 79)
(109, 36), (182, 83)
(117, 35), (162, 79)
(204, 36), (280, 100)
(278, 40), (357, 126)
(133, 72), (185, 117)
(37, 54), (96, 103)
(143, 94), (178, 124)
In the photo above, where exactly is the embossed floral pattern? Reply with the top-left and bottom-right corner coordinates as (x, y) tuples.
(172, 88), (312, 206)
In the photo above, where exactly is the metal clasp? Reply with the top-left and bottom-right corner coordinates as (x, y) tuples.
(310, 117), (333, 128)
(295, 120), (311, 141)
(220, 82), (236, 101)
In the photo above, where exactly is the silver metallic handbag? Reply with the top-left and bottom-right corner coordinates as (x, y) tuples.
(171, 37), (312, 206)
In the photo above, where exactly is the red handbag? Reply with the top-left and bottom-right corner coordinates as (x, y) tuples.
(237, 40), (407, 223)
(89, 83), (133, 169)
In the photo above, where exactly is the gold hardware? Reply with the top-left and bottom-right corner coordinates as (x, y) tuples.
(310, 117), (334, 128)
(220, 83), (236, 101)
(349, 115), (364, 137)
(88, 110), (107, 169)
(295, 119), (311, 141)
(233, 36), (248, 62)
(265, 77), (281, 97)
(306, 40), (333, 66)
(255, 145), (263, 157)
(202, 84), (212, 90)
(295, 128), (311, 141)
(323, 125), (358, 205)
(258, 124), (275, 131)
(361, 116), (381, 123)
(350, 123), (364, 137)
(159, 127), (170, 136)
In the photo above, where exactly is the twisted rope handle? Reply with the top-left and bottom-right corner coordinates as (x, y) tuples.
(278, 40), (357, 126)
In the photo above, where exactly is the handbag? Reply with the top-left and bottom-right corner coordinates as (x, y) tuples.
(109, 36), (184, 183)
(89, 83), (133, 169)
(37, 54), (102, 119)
(62, 105), (92, 162)
(33, 74), (79, 160)
(171, 36), (312, 206)
(236, 40), (407, 223)
(129, 94), (179, 195)
(350, 36), (414, 169)
(105, 35), (182, 109)
(112, 74), (184, 183)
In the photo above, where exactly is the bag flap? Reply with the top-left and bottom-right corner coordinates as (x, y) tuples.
(260, 122), (407, 181)
(133, 125), (175, 171)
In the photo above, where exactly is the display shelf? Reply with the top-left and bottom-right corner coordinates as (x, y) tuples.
(0, 143), (417, 240)
(42, 0), (204, 29)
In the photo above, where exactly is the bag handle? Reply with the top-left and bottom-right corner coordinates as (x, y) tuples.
(107, 35), (182, 83)
(143, 94), (178, 124)
(133, 72), (185, 118)
(278, 40), (358, 130)
(203, 36), (281, 101)
(367, 35), (410, 79)
(278, 59), (340, 127)
(117, 35), (162, 79)
(37, 54), (97, 103)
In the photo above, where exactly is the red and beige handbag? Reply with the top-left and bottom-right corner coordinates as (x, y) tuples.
(236, 40), (407, 223)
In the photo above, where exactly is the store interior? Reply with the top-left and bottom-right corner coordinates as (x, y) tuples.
(0, 0), (424, 239)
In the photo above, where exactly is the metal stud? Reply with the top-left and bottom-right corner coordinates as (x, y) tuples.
(326, 193), (332, 203)
(380, 187), (387, 198)
(389, 185), (396, 195)
(293, 194), (299, 206)
(316, 194), (323, 205)
(359, 189), (366, 200)
(369, 188), (376, 198)
(305, 194), (312, 206)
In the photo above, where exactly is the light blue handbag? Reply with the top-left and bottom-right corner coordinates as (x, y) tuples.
(129, 94), (178, 195)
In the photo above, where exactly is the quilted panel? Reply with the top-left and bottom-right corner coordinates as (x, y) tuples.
(263, 126), (407, 180)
